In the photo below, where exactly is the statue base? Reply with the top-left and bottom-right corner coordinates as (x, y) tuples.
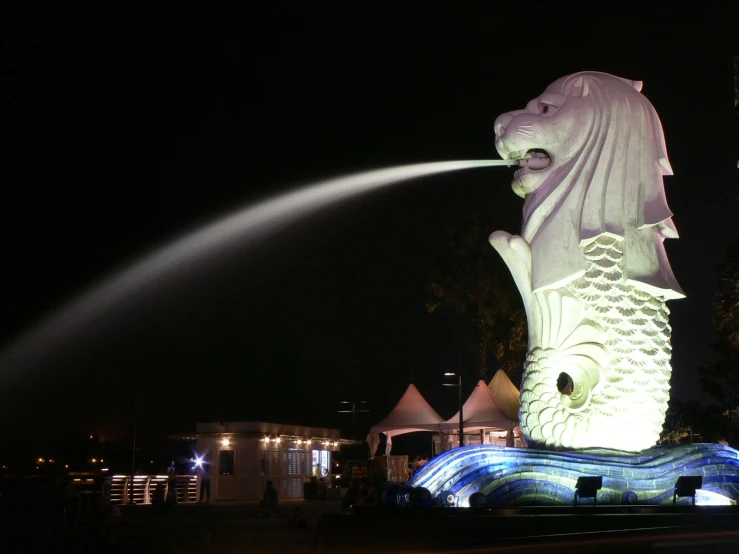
(406, 443), (739, 507)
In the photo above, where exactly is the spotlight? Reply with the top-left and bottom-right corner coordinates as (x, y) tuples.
(222, 438), (230, 446)
(573, 476), (603, 507)
(194, 456), (204, 468)
(469, 492), (487, 507)
(673, 476), (702, 506)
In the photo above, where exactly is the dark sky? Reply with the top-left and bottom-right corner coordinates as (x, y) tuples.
(0, 6), (736, 445)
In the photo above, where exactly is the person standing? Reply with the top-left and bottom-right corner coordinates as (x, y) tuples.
(166, 460), (178, 508)
(197, 464), (211, 504)
(258, 480), (279, 516)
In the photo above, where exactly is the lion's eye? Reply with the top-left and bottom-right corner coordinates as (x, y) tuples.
(539, 103), (556, 115)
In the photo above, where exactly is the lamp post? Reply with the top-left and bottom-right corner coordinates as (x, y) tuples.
(443, 372), (464, 448)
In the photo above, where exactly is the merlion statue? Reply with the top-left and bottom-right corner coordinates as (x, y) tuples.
(490, 71), (684, 452)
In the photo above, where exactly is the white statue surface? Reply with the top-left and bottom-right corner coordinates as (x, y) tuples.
(491, 71), (684, 452)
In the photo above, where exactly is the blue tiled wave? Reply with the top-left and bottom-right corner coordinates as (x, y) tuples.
(405, 443), (739, 507)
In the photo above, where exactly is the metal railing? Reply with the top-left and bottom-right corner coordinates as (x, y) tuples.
(109, 474), (199, 504)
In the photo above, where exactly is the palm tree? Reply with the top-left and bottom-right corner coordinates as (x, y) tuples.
(426, 214), (527, 380)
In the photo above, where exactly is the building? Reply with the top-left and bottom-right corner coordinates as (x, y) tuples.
(171, 421), (349, 501)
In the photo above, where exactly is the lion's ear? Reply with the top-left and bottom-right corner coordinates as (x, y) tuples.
(571, 76), (590, 97)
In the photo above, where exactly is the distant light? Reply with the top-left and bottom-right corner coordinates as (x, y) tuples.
(444, 372), (456, 376)
(194, 456), (204, 468)
(64, 464), (69, 469)
(275, 437), (281, 444)
(92, 458), (97, 463)
(222, 438), (230, 446)
(296, 439), (302, 445)
(37, 457), (44, 463)
(333, 442), (338, 447)
(49, 459), (55, 464)
(100, 459), (104, 463)
(102, 468), (109, 472)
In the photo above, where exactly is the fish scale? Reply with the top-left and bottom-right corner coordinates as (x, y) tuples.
(569, 236), (672, 446)
(519, 235), (673, 451)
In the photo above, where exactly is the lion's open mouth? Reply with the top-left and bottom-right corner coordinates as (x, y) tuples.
(518, 149), (552, 171)
(506, 148), (552, 172)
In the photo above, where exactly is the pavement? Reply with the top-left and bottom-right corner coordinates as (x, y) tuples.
(113, 499), (345, 554)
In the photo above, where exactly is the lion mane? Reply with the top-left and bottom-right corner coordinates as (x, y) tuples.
(522, 71), (684, 300)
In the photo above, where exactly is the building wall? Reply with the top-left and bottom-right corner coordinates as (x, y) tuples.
(196, 437), (238, 501)
(195, 435), (334, 501)
(238, 439), (261, 501)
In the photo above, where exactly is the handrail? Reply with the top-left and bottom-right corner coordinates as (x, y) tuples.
(108, 474), (200, 504)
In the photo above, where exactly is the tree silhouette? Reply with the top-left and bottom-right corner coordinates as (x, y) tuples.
(715, 237), (739, 349)
(697, 236), (739, 441)
(426, 214), (526, 380)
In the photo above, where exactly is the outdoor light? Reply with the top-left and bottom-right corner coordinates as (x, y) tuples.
(674, 476), (703, 506)
(194, 456), (204, 468)
(275, 437), (281, 443)
(573, 476), (603, 507)
(296, 439), (302, 445)
(222, 438), (230, 446)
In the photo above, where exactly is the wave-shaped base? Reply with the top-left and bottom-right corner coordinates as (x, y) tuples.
(405, 443), (739, 507)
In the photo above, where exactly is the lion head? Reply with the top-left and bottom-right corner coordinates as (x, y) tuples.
(494, 71), (684, 300)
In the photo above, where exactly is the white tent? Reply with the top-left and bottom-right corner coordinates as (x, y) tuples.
(367, 383), (444, 456)
(442, 379), (516, 433)
(487, 369), (520, 422)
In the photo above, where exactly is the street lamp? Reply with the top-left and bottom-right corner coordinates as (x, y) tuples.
(443, 372), (464, 448)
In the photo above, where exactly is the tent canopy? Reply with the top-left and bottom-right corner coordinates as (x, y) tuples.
(488, 369), (520, 422)
(442, 379), (515, 432)
(369, 383), (444, 438)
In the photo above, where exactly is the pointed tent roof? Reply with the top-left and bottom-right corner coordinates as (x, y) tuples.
(488, 369), (520, 422)
(369, 383), (444, 438)
(442, 379), (515, 432)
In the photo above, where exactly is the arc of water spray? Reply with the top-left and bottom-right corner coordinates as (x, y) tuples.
(0, 159), (518, 384)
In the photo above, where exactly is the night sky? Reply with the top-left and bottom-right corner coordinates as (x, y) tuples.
(0, 7), (736, 448)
